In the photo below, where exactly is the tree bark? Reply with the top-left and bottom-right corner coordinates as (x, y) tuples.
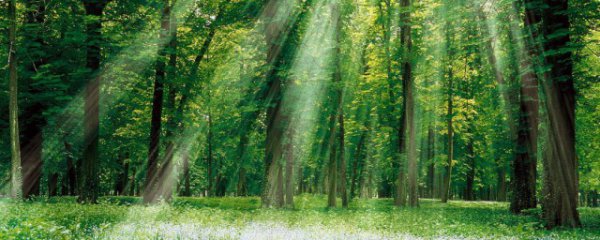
(144, 0), (172, 203)
(129, 167), (137, 196)
(155, 10), (178, 202)
(64, 140), (77, 195)
(510, 0), (539, 214)
(181, 153), (191, 196)
(426, 126), (435, 198)
(79, 0), (110, 204)
(260, 0), (288, 208)
(48, 173), (59, 197)
(350, 128), (366, 200)
(496, 160), (507, 201)
(400, 0), (418, 207)
(441, 21), (454, 203)
(339, 111), (348, 208)
(261, 0), (310, 208)
(8, 0), (22, 200)
(20, 0), (48, 199)
(115, 153), (128, 195)
(207, 110), (214, 197)
(464, 138), (475, 201)
(284, 127), (295, 207)
(540, 0), (581, 228)
(464, 75), (475, 201)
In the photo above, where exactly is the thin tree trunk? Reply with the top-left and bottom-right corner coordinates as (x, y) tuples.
(339, 111), (348, 207)
(426, 126), (435, 198)
(327, 2), (345, 208)
(144, 0), (172, 203)
(181, 153), (191, 196)
(327, 129), (338, 207)
(441, 20), (454, 203)
(115, 153), (129, 195)
(494, 147), (507, 201)
(465, 139), (475, 201)
(8, 0), (22, 200)
(48, 173), (59, 197)
(400, 0), (418, 207)
(207, 111), (214, 197)
(64, 140), (77, 195)
(129, 167), (137, 196)
(284, 127), (295, 207)
(79, 0), (110, 204)
(155, 11), (179, 202)
(275, 162), (284, 207)
(350, 129), (366, 200)
(465, 75), (475, 201)
(20, 0), (48, 199)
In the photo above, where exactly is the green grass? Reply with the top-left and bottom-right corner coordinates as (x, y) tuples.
(0, 195), (598, 239)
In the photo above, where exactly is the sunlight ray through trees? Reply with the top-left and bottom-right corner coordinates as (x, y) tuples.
(1, 0), (598, 235)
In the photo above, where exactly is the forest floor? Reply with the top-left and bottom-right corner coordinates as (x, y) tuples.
(0, 195), (599, 239)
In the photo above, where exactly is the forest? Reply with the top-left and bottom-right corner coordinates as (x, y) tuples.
(1, 0), (599, 239)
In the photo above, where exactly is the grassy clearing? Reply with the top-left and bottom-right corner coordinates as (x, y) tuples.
(0, 195), (598, 239)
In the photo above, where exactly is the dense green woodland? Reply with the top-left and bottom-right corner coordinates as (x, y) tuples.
(0, 0), (599, 238)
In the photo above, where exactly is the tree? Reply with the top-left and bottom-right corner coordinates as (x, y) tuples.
(328, 0), (347, 208)
(539, 0), (581, 228)
(441, 18), (454, 204)
(79, 0), (112, 204)
(144, 0), (174, 203)
(20, 0), (48, 199)
(8, 0), (22, 200)
(400, 0), (418, 207)
(261, 0), (311, 208)
(510, 0), (539, 213)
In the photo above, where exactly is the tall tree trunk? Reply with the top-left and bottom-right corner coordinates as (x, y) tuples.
(441, 68), (454, 203)
(64, 140), (77, 195)
(275, 162), (284, 207)
(510, 0), (540, 214)
(465, 138), (475, 201)
(115, 153), (128, 195)
(20, 0), (48, 199)
(327, 107), (340, 207)
(327, 2), (345, 208)
(144, 0), (172, 203)
(339, 111), (348, 207)
(400, 0), (418, 207)
(496, 159), (507, 201)
(441, 21), (454, 203)
(350, 128), (366, 200)
(261, 0), (288, 208)
(540, 0), (581, 228)
(175, 11), (220, 197)
(129, 167), (137, 196)
(284, 127), (295, 207)
(181, 153), (191, 196)
(464, 77), (475, 201)
(48, 173), (59, 197)
(155, 11), (178, 202)
(261, 0), (312, 208)
(297, 161), (304, 194)
(8, 0), (22, 200)
(426, 126), (435, 198)
(378, 0), (406, 206)
(79, 0), (110, 204)
(207, 111), (214, 197)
